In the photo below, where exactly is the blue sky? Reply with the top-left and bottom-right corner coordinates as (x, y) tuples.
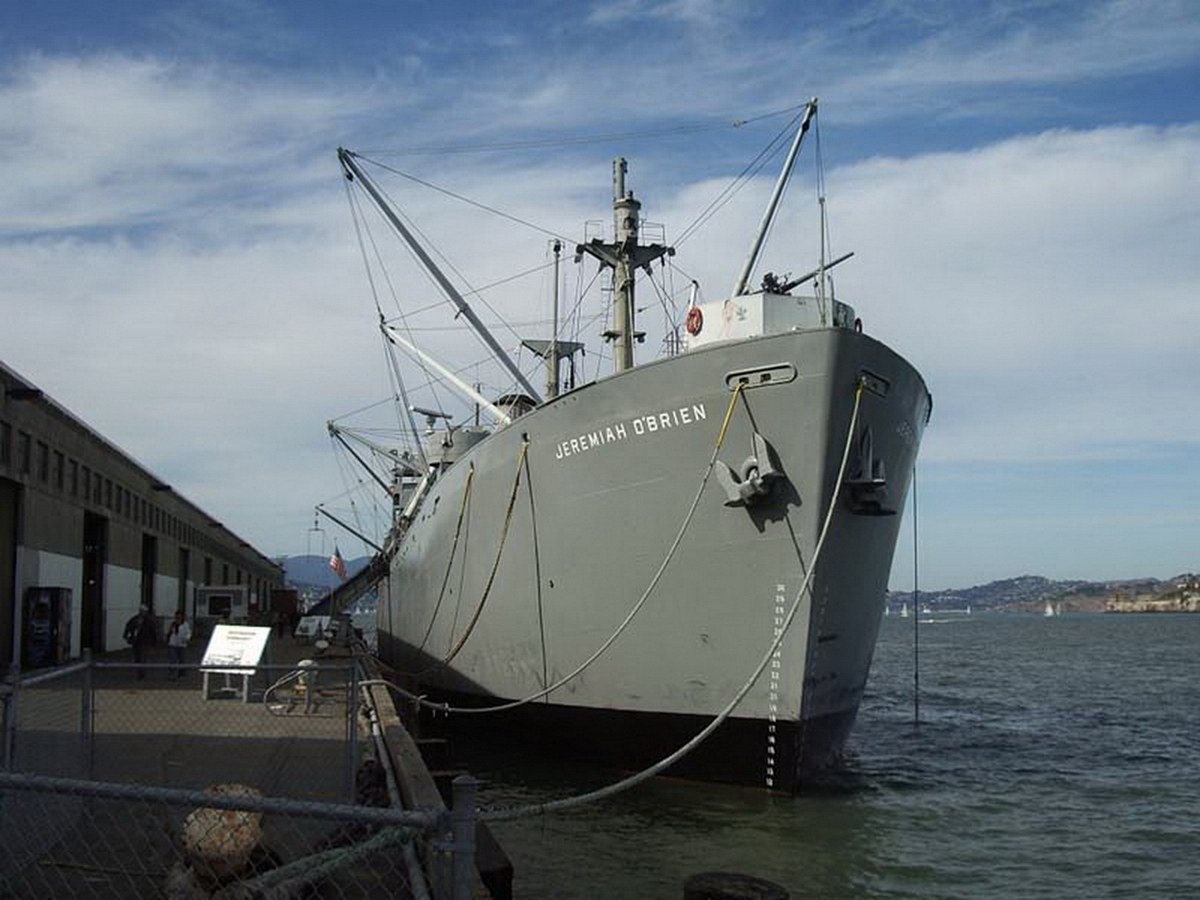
(1, 1), (1197, 590)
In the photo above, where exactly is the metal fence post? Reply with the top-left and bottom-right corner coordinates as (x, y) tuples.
(81, 649), (94, 780)
(347, 662), (359, 802)
(4, 663), (19, 771)
(450, 775), (478, 900)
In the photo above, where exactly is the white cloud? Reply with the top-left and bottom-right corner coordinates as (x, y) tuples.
(828, 124), (1200, 462)
(587, 0), (743, 27)
(1, 8), (1197, 584)
(0, 54), (367, 235)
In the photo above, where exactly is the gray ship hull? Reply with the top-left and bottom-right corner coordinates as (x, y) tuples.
(378, 326), (929, 791)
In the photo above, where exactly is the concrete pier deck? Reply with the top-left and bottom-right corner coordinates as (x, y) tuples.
(84, 631), (359, 799)
(2, 631), (448, 898)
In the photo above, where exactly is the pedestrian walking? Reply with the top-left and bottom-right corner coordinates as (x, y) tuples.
(123, 605), (157, 680)
(166, 610), (192, 680)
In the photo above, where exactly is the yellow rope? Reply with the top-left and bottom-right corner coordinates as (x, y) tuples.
(430, 440), (530, 671)
(382, 377), (870, 815)
(410, 381), (755, 714)
(414, 464), (475, 654)
(716, 380), (746, 449)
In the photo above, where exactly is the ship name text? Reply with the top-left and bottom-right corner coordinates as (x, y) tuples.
(553, 403), (708, 461)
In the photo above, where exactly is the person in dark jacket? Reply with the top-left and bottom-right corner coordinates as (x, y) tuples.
(124, 605), (157, 679)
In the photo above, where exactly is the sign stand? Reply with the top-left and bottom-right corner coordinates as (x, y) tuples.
(199, 625), (271, 702)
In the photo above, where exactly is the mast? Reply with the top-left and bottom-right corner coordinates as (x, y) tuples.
(611, 160), (637, 373)
(548, 240), (561, 399)
(338, 148), (542, 403)
(732, 98), (818, 297)
(577, 158), (672, 373)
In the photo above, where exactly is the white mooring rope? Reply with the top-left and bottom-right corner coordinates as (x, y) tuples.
(364, 380), (866, 819)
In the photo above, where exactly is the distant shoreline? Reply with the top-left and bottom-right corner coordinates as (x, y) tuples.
(1104, 596), (1200, 614)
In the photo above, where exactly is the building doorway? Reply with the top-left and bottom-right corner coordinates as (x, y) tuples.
(141, 533), (157, 613)
(177, 546), (190, 614)
(81, 512), (107, 652)
(0, 477), (19, 668)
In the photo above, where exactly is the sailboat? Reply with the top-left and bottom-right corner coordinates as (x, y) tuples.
(343, 100), (931, 791)
(1044, 600), (1057, 617)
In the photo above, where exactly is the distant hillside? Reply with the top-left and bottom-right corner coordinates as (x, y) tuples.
(280, 553), (371, 591)
(888, 574), (1192, 613)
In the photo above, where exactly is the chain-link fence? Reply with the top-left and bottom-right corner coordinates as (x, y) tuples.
(1, 657), (477, 899)
(3, 660), (90, 778)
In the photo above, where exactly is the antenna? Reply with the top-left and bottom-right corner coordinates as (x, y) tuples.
(306, 511), (326, 558)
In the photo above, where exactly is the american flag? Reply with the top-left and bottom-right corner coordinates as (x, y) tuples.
(329, 546), (347, 579)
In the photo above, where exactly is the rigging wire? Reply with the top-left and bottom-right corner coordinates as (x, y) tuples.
(330, 395), (407, 424)
(352, 154), (567, 245)
(324, 452), (387, 553)
(349, 156), (551, 399)
(415, 465), (475, 654)
(424, 442), (529, 673)
(343, 174), (429, 450)
(814, 116), (832, 319)
(397, 384), (747, 714)
(673, 107), (807, 249)
(524, 448), (551, 696)
(913, 461), (921, 726)
(349, 175), (480, 420)
(348, 103), (813, 402)
(482, 383), (864, 818)
(356, 102), (811, 157)
(357, 381), (868, 819)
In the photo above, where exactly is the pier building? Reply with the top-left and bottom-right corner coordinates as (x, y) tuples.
(0, 360), (282, 670)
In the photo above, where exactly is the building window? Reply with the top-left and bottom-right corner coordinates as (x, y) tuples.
(81, 466), (91, 502)
(105, 478), (113, 509)
(53, 450), (64, 489)
(0, 420), (10, 466)
(37, 441), (49, 482)
(93, 473), (102, 504)
(69, 459), (78, 496)
(18, 431), (31, 474)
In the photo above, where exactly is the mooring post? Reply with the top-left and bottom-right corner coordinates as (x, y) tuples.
(450, 774), (478, 900)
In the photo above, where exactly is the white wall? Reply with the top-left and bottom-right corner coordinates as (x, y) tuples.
(12, 548), (82, 665)
(153, 572), (178, 615)
(105, 564), (141, 651)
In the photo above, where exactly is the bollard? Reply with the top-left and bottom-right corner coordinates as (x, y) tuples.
(450, 775), (478, 900)
(683, 871), (789, 900)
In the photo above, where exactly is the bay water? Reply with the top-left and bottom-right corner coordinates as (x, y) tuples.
(453, 613), (1200, 898)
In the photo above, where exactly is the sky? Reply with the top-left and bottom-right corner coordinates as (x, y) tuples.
(1, 0), (1197, 591)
